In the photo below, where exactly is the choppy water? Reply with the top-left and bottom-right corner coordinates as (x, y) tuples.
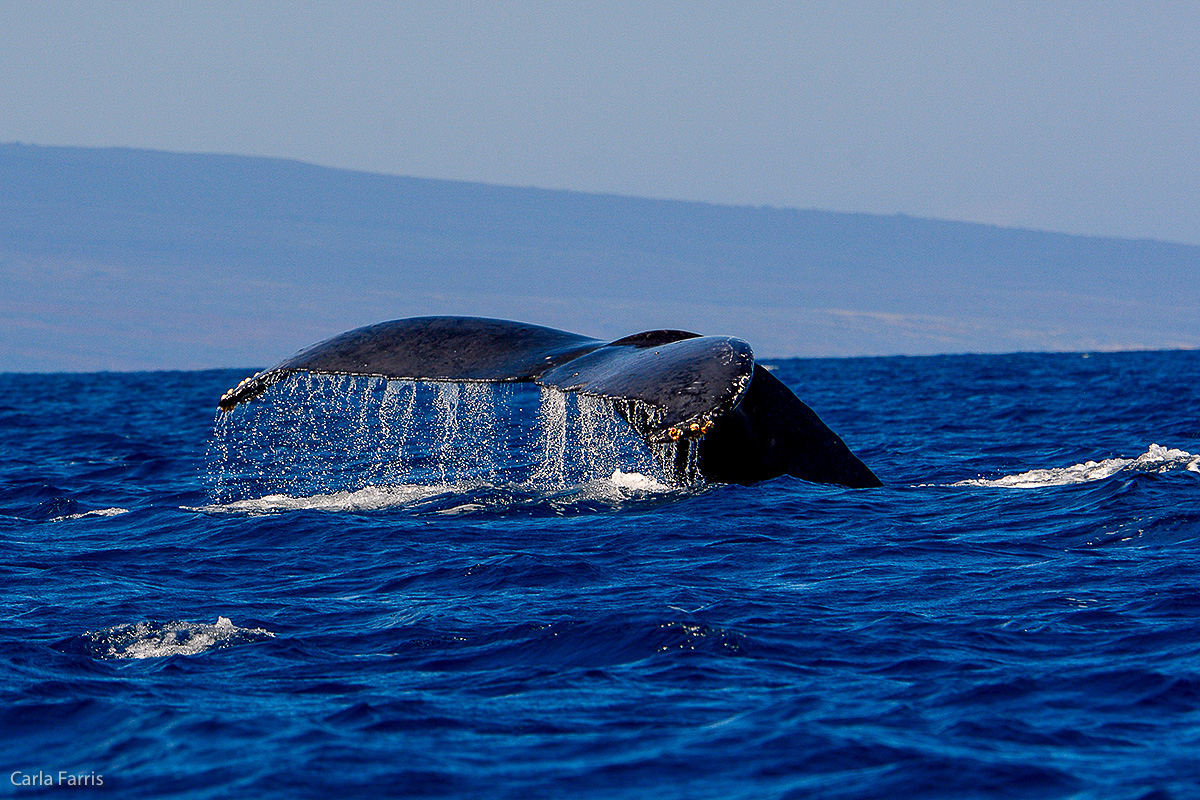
(2, 351), (1199, 798)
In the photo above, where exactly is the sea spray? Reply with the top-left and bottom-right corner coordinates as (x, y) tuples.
(577, 394), (624, 479)
(534, 387), (569, 488)
(433, 382), (461, 484)
(205, 375), (677, 504)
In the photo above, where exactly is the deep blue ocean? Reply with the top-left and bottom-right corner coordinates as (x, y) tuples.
(3, 351), (1199, 799)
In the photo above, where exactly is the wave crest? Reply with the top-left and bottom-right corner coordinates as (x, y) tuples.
(953, 444), (1199, 488)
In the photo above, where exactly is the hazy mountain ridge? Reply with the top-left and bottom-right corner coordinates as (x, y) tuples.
(2, 143), (1196, 371)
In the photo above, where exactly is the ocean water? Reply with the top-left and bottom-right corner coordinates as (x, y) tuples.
(2, 350), (1199, 799)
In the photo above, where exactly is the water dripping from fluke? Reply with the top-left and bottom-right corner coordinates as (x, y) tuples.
(203, 375), (692, 513)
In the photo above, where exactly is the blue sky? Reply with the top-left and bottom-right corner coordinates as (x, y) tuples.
(3, 1), (1198, 245)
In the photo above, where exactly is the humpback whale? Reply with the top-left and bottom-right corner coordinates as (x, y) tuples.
(218, 317), (881, 488)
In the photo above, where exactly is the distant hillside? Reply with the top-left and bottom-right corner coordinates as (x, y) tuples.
(2, 142), (1196, 371)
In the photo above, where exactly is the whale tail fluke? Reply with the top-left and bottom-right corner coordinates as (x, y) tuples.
(218, 316), (881, 488)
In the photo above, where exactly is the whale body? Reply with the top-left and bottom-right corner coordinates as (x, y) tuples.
(218, 316), (881, 488)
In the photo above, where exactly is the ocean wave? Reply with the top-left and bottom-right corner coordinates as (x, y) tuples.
(85, 616), (275, 660)
(952, 444), (1199, 488)
(9, 357), (1200, 799)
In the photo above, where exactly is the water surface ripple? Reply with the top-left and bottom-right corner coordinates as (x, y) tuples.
(2, 352), (1198, 798)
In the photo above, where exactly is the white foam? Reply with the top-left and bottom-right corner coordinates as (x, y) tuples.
(434, 502), (487, 516)
(193, 469), (680, 516)
(189, 484), (446, 515)
(49, 507), (129, 522)
(89, 616), (275, 660)
(611, 469), (671, 493)
(953, 444), (1200, 488)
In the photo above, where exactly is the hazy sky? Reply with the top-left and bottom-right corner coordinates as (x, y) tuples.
(4, 1), (1198, 245)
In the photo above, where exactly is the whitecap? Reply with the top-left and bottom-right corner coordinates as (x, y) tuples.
(952, 444), (1200, 488)
(611, 469), (671, 493)
(49, 506), (130, 522)
(87, 616), (275, 660)
(187, 484), (447, 515)
(532, 470), (676, 505)
(191, 470), (680, 516)
(434, 502), (488, 516)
